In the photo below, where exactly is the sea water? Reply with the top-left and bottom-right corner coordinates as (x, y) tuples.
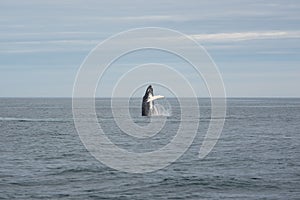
(0, 98), (299, 199)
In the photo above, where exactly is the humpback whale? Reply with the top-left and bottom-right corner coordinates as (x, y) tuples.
(142, 85), (164, 116)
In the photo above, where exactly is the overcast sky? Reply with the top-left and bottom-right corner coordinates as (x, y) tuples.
(0, 0), (299, 97)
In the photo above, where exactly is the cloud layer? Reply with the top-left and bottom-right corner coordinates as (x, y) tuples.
(0, 0), (299, 97)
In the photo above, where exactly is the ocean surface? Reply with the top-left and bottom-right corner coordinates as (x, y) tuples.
(0, 98), (299, 199)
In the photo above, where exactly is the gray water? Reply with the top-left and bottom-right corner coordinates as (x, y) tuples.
(0, 98), (299, 199)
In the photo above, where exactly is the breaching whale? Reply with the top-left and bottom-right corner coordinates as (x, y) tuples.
(142, 85), (164, 116)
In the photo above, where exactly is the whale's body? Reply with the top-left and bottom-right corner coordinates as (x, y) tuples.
(142, 85), (164, 116)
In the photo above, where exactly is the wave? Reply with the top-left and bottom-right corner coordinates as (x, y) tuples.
(0, 117), (71, 123)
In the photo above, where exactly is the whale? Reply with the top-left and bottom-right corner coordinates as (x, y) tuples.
(142, 85), (164, 116)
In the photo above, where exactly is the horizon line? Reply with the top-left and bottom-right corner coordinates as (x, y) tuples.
(1, 96), (300, 99)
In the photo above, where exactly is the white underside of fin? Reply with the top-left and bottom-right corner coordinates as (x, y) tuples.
(147, 95), (164, 102)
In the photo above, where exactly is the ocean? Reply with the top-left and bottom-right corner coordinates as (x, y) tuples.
(0, 98), (299, 199)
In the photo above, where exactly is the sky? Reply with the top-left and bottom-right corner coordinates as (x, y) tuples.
(0, 0), (299, 97)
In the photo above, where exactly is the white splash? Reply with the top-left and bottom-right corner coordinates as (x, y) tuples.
(151, 103), (171, 116)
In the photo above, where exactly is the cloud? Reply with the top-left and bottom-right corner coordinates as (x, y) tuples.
(0, 39), (99, 53)
(92, 15), (189, 22)
(191, 31), (300, 42)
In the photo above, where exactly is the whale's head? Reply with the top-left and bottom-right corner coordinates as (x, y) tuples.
(145, 85), (154, 98)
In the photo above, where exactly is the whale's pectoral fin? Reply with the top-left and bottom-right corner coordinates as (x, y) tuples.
(147, 95), (164, 102)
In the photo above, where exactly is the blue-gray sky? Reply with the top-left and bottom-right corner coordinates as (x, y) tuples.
(0, 0), (299, 97)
